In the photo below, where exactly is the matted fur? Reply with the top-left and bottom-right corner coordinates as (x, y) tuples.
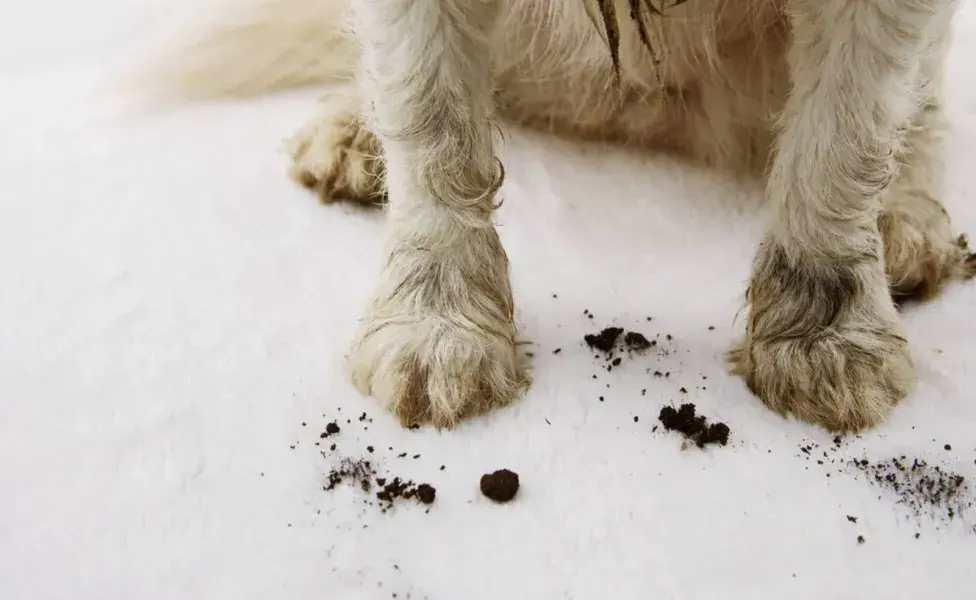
(145, 0), (975, 432)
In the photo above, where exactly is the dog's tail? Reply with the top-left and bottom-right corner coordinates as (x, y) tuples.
(132, 0), (357, 103)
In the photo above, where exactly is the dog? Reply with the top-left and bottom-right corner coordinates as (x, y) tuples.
(145, 0), (975, 433)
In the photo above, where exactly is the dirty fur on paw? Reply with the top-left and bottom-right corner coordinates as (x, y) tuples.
(730, 243), (915, 433)
(880, 193), (976, 302)
(346, 234), (531, 429)
(285, 102), (386, 206)
(347, 317), (530, 428)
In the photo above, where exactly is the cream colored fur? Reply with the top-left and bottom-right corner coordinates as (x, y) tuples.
(146, 0), (976, 432)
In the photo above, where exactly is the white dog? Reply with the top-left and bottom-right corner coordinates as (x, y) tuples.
(147, 0), (975, 433)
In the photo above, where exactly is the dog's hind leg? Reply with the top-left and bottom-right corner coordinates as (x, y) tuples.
(879, 33), (976, 301)
(286, 87), (387, 206)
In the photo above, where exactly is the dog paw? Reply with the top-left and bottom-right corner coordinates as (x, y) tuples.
(285, 100), (386, 205)
(880, 192), (976, 301)
(729, 325), (914, 433)
(346, 233), (529, 427)
(347, 314), (530, 428)
(731, 241), (915, 433)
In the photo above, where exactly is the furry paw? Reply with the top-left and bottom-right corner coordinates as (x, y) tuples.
(347, 315), (530, 428)
(730, 242), (915, 433)
(880, 192), (976, 301)
(285, 99), (386, 205)
(346, 234), (529, 428)
(729, 326), (914, 433)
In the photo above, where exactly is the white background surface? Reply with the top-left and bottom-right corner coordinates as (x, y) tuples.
(2, 1), (976, 599)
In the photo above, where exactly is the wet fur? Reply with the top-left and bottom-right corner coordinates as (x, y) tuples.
(147, 0), (976, 432)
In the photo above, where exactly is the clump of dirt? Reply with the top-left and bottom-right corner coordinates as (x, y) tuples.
(658, 403), (730, 448)
(584, 327), (659, 355)
(848, 456), (971, 522)
(623, 331), (652, 351)
(480, 469), (520, 503)
(325, 458), (375, 492)
(584, 327), (624, 353)
(320, 421), (341, 438)
(376, 477), (437, 507)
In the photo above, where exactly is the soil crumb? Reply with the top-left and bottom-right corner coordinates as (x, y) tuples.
(320, 421), (341, 438)
(584, 327), (623, 353)
(480, 469), (520, 503)
(623, 331), (652, 351)
(658, 403), (730, 448)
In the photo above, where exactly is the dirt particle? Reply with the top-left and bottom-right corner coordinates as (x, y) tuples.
(584, 327), (624, 353)
(623, 331), (652, 351)
(320, 422), (340, 438)
(480, 469), (520, 503)
(857, 535), (865, 545)
(846, 515), (858, 523)
(944, 444), (952, 451)
(658, 403), (730, 448)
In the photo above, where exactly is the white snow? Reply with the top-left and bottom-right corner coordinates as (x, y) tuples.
(2, 2), (976, 599)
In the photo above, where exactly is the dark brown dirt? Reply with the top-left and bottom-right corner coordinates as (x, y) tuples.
(324, 458), (375, 493)
(320, 421), (341, 438)
(623, 331), (652, 351)
(658, 403), (730, 448)
(796, 437), (975, 534)
(480, 469), (520, 503)
(584, 327), (623, 353)
(376, 477), (437, 507)
(849, 456), (970, 521)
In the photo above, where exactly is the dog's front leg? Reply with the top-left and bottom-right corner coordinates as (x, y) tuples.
(731, 0), (961, 432)
(346, 0), (529, 428)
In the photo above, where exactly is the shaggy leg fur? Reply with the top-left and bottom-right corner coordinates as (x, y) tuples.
(730, 0), (961, 433)
(879, 37), (976, 300)
(344, 0), (529, 428)
(286, 89), (386, 205)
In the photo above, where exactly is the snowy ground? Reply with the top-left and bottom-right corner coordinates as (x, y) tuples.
(3, 2), (976, 599)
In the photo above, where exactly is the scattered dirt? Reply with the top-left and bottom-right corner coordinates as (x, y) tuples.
(480, 469), (520, 503)
(658, 403), (730, 448)
(797, 437), (975, 535)
(849, 456), (970, 522)
(376, 477), (437, 507)
(325, 458), (375, 493)
(324, 456), (437, 511)
(315, 413), (440, 515)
